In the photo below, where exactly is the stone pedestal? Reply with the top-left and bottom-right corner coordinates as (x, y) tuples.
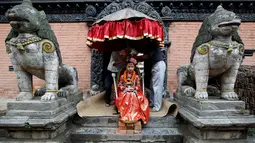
(0, 92), (82, 139)
(175, 95), (255, 142)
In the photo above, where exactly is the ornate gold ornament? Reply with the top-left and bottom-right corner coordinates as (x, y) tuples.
(197, 44), (210, 55)
(5, 42), (11, 54)
(42, 40), (55, 53)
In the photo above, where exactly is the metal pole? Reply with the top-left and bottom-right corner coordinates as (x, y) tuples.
(111, 73), (118, 98)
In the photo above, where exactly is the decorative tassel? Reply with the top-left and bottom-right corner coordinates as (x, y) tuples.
(16, 43), (25, 51)
(227, 45), (233, 52)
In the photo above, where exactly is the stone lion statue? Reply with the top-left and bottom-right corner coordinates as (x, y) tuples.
(5, 0), (79, 101)
(176, 5), (244, 100)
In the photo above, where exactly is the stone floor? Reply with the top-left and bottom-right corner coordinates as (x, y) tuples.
(0, 98), (15, 116)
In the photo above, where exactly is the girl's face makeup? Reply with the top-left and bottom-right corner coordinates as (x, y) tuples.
(126, 63), (134, 73)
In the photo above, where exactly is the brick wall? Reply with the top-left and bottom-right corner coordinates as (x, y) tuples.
(0, 23), (91, 98)
(168, 22), (255, 94)
(0, 24), (17, 98)
(0, 22), (254, 98)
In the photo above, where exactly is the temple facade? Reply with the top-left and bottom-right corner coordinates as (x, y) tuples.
(0, 0), (254, 98)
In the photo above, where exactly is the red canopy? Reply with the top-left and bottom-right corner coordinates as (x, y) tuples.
(86, 8), (164, 52)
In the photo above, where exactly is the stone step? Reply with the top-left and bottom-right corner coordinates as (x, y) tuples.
(7, 98), (64, 111)
(73, 115), (180, 128)
(0, 108), (75, 128)
(175, 95), (250, 117)
(7, 93), (82, 111)
(181, 124), (255, 143)
(184, 137), (255, 143)
(0, 129), (8, 137)
(0, 109), (6, 116)
(70, 127), (183, 143)
(175, 95), (245, 111)
(178, 108), (255, 128)
(0, 98), (14, 117)
(186, 105), (249, 117)
(6, 102), (74, 118)
(4, 92), (82, 120)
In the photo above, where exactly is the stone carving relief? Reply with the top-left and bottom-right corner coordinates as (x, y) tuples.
(90, 49), (104, 91)
(161, 6), (172, 17)
(96, 0), (163, 23)
(85, 5), (97, 17)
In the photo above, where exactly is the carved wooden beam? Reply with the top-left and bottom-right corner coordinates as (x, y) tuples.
(0, 0), (254, 22)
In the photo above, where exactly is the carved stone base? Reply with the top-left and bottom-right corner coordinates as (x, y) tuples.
(187, 123), (247, 140)
(175, 95), (255, 140)
(183, 134), (253, 143)
(7, 123), (66, 139)
(0, 92), (82, 139)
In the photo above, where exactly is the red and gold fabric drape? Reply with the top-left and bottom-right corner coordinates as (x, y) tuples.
(86, 18), (164, 51)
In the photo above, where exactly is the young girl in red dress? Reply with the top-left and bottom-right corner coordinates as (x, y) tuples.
(115, 57), (150, 124)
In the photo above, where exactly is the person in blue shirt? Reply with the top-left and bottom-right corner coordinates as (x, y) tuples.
(136, 44), (166, 112)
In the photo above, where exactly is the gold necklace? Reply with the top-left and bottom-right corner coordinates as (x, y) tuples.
(209, 40), (239, 52)
(7, 36), (42, 51)
(123, 71), (135, 84)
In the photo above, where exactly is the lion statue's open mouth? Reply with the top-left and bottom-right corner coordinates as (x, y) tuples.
(8, 16), (30, 29)
(218, 21), (240, 28)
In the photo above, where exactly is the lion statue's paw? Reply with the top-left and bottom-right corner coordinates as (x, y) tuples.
(57, 90), (69, 98)
(41, 92), (57, 101)
(34, 86), (46, 97)
(207, 85), (220, 96)
(57, 85), (79, 98)
(16, 92), (33, 101)
(183, 86), (196, 96)
(221, 92), (239, 100)
(194, 91), (208, 100)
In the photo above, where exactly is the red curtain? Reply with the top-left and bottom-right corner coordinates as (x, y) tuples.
(87, 18), (164, 51)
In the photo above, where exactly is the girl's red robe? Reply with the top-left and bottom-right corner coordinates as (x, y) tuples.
(115, 72), (150, 124)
